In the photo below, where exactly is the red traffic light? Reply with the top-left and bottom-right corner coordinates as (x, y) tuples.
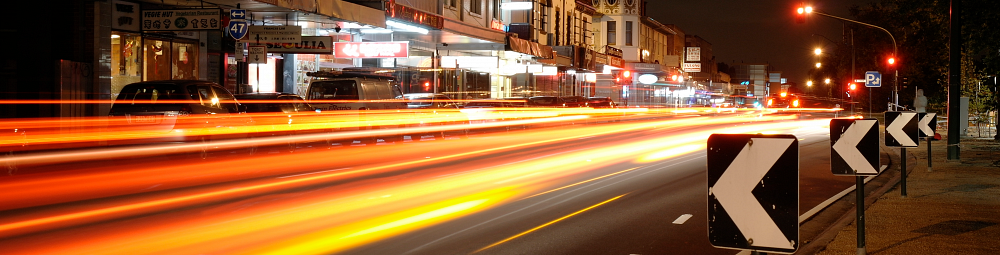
(795, 5), (812, 23)
(888, 57), (895, 65)
(849, 83), (857, 90)
(623, 70), (631, 78)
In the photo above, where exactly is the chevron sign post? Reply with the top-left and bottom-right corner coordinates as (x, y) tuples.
(707, 134), (798, 254)
(831, 119), (880, 176)
(919, 113), (937, 172)
(885, 111), (919, 197)
(830, 118), (882, 254)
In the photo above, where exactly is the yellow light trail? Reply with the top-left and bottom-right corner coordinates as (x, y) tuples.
(474, 194), (627, 253)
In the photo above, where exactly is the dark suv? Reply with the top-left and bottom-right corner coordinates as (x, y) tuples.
(108, 80), (250, 144)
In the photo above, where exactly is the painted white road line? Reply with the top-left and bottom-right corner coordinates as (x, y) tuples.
(672, 214), (693, 224)
(798, 165), (886, 223)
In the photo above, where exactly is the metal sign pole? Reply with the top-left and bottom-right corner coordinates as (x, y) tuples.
(927, 137), (933, 171)
(857, 175), (866, 255)
(901, 148), (907, 197)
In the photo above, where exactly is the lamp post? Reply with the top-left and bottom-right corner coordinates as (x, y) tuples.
(808, 10), (898, 111)
(812, 33), (843, 105)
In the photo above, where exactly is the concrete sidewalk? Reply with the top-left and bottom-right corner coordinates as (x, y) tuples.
(816, 136), (1000, 254)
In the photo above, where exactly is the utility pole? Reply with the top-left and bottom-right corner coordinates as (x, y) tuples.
(948, 0), (962, 159)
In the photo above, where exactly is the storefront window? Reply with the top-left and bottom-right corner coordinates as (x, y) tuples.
(111, 31), (142, 99)
(296, 54), (319, 94)
(144, 38), (172, 81)
(172, 41), (199, 79)
(143, 38), (200, 81)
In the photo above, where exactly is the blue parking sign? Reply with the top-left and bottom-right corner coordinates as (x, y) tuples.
(865, 71), (881, 88)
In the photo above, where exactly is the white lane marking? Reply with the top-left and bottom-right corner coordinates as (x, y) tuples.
(278, 168), (351, 179)
(799, 174), (877, 223)
(672, 214), (693, 224)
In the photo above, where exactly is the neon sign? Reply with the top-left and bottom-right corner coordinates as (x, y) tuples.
(334, 42), (409, 58)
(490, 20), (507, 32)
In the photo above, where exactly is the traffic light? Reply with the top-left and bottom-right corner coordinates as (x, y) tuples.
(902, 77), (908, 88)
(795, 5), (812, 23)
(888, 57), (895, 65)
(849, 83), (857, 91)
(618, 70), (634, 84)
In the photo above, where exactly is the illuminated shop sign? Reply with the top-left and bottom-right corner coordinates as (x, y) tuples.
(386, 2), (444, 30)
(490, 20), (508, 32)
(264, 36), (333, 54)
(334, 42), (409, 58)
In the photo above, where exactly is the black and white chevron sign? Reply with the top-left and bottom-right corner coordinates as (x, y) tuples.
(885, 112), (919, 147)
(918, 113), (937, 138)
(831, 119), (880, 176)
(707, 134), (799, 254)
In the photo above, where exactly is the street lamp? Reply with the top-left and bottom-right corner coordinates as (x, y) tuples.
(825, 78), (831, 84)
(815, 62), (822, 68)
(807, 81), (813, 87)
(814, 48), (822, 55)
(799, 6), (898, 111)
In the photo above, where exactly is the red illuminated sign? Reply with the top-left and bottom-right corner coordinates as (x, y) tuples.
(334, 42), (409, 58)
(386, 1), (444, 30)
(490, 20), (507, 31)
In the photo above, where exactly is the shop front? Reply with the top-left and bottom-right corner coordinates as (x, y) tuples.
(110, 2), (217, 98)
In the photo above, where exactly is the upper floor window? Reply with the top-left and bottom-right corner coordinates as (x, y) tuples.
(625, 21), (633, 46)
(470, 0), (482, 15)
(607, 21), (616, 45)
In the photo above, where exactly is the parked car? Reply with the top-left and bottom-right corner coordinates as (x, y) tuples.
(587, 97), (618, 108)
(527, 96), (566, 107)
(560, 96), (590, 107)
(305, 71), (405, 111)
(403, 93), (466, 139)
(463, 98), (529, 108)
(108, 80), (252, 146)
(234, 92), (316, 113)
(403, 93), (460, 109)
(304, 71), (407, 144)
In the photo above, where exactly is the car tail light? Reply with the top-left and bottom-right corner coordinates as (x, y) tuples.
(792, 99), (800, 107)
(767, 99), (773, 106)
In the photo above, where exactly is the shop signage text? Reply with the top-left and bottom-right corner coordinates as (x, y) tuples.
(683, 62), (702, 73)
(247, 26), (302, 44)
(142, 9), (221, 31)
(334, 42), (409, 58)
(112, 0), (140, 32)
(686, 47), (701, 62)
(248, 45), (266, 64)
(605, 46), (623, 58)
(608, 56), (624, 68)
(386, 3), (444, 30)
(264, 36), (333, 54)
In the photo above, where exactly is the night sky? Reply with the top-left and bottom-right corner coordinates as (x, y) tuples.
(647, 0), (876, 84)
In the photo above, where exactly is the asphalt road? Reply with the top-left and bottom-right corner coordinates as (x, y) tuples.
(0, 112), (856, 254)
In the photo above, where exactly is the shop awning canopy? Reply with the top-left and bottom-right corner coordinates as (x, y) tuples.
(134, 0), (386, 28)
(505, 36), (553, 59)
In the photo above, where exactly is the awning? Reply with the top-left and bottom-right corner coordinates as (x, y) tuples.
(505, 36), (553, 59)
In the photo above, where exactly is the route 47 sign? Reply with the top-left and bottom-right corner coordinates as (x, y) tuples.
(707, 134), (799, 254)
(228, 9), (248, 40)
